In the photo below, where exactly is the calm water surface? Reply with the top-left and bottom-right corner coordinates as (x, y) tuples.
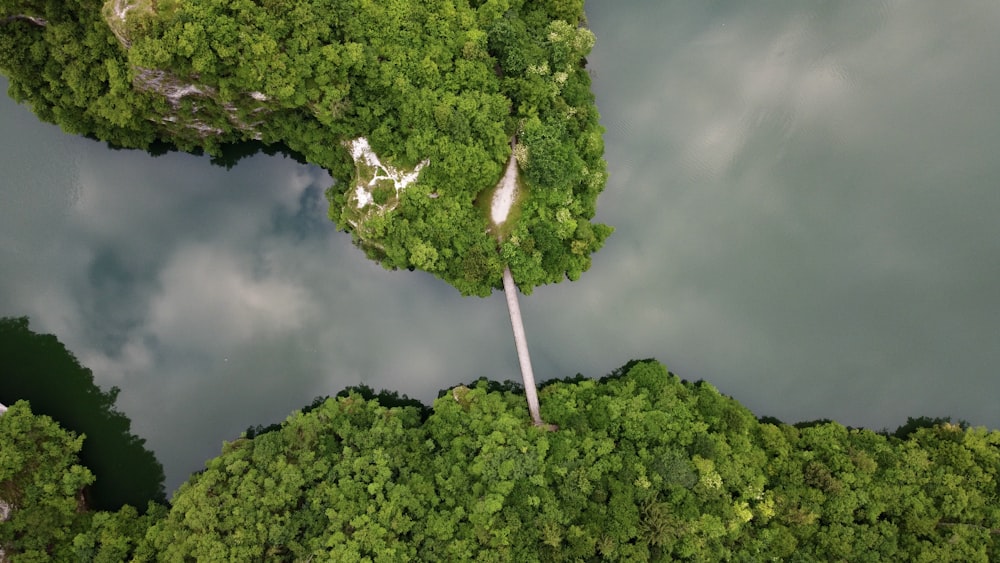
(2, 2), (999, 492)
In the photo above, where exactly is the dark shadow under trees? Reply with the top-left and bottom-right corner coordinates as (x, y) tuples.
(0, 316), (166, 512)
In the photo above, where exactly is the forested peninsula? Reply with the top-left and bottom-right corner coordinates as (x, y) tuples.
(0, 0), (611, 295)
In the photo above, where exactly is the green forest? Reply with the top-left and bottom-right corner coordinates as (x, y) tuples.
(0, 0), (611, 295)
(2, 320), (999, 561)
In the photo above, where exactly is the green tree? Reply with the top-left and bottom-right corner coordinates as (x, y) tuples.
(0, 401), (94, 561)
(0, 317), (166, 511)
(71, 504), (166, 562)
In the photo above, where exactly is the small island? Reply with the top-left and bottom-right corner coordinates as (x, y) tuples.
(0, 0), (612, 296)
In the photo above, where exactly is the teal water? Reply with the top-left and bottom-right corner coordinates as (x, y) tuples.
(2, 2), (999, 492)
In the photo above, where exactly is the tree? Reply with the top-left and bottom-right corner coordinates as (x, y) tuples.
(0, 317), (166, 511)
(145, 393), (431, 561)
(0, 401), (94, 561)
(70, 504), (166, 563)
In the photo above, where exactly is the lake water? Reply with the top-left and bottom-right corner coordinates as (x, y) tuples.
(2, 2), (999, 493)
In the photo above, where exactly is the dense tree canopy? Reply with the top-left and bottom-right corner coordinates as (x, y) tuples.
(0, 401), (94, 561)
(2, 360), (998, 560)
(141, 361), (1000, 561)
(0, 317), (165, 511)
(0, 0), (612, 295)
(0, 402), (164, 562)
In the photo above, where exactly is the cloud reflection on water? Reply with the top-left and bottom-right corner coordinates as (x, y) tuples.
(2, 1), (1000, 492)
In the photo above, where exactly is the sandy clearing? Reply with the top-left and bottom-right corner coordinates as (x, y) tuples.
(490, 152), (519, 226)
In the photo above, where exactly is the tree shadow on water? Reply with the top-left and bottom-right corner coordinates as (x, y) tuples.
(0, 316), (166, 512)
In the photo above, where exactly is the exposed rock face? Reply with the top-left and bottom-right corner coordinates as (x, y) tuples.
(346, 138), (428, 210)
(0, 15), (47, 27)
(132, 68), (211, 107)
(130, 67), (226, 137)
(131, 68), (270, 139)
(102, 0), (152, 47)
(340, 138), (430, 253)
(102, 1), (270, 140)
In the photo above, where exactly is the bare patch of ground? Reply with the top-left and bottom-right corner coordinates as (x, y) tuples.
(491, 153), (519, 225)
(346, 137), (428, 210)
(102, 0), (153, 47)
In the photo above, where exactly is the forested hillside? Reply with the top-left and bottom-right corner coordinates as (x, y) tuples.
(0, 0), (611, 295)
(3, 360), (998, 561)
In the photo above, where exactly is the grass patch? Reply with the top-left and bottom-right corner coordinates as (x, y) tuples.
(355, 160), (377, 186)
